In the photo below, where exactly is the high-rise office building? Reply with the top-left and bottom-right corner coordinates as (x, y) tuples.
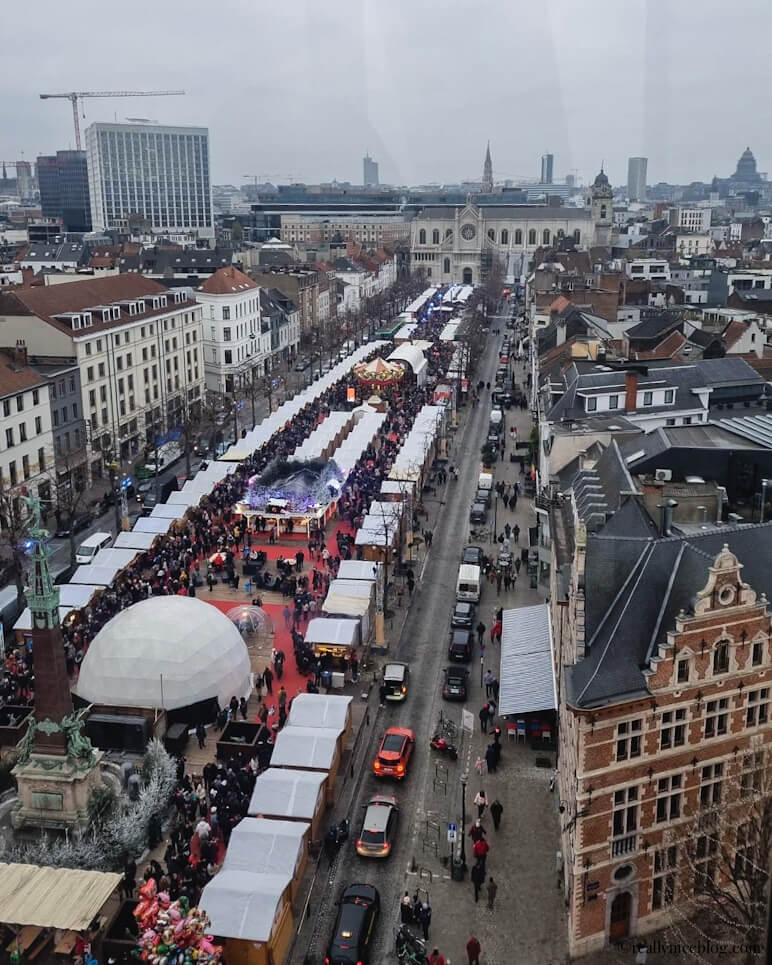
(85, 122), (213, 240)
(540, 153), (554, 184)
(37, 150), (92, 232)
(363, 154), (379, 187)
(627, 156), (648, 201)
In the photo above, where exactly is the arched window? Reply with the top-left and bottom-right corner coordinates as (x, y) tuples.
(600, 205), (607, 219)
(501, 229), (509, 245)
(432, 229), (440, 245)
(443, 258), (451, 274)
(528, 229), (536, 245)
(574, 229), (581, 243)
(463, 267), (473, 284)
(488, 228), (495, 241)
(445, 228), (453, 239)
(557, 229), (564, 240)
(542, 229), (550, 245)
(419, 229), (426, 245)
(514, 229), (522, 245)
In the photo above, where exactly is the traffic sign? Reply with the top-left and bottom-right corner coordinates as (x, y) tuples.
(447, 827), (456, 843)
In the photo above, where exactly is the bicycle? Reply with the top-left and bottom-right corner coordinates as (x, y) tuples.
(396, 925), (428, 964)
(437, 711), (458, 740)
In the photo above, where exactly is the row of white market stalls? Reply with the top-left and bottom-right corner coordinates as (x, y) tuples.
(200, 693), (353, 965)
(387, 342), (430, 388)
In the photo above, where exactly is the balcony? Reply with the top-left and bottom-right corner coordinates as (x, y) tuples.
(611, 832), (638, 858)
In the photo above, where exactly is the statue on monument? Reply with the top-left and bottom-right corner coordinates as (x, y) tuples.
(62, 708), (96, 767)
(24, 490), (47, 540)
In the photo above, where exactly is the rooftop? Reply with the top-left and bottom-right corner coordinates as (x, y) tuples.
(198, 265), (258, 296)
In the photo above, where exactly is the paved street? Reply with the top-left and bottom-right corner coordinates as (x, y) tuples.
(292, 313), (567, 965)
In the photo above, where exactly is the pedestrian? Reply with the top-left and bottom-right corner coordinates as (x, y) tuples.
(486, 876), (498, 909)
(514, 523), (520, 543)
(277, 686), (287, 713)
(350, 652), (359, 682)
(195, 722), (206, 749)
(469, 819), (486, 843)
(478, 703), (489, 734)
(476, 621), (486, 646)
(466, 934), (482, 965)
(419, 901), (431, 940)
(484, 669), (494, 698)
(485, 742), (497, 774)
(486, 699), (496, 729)
(239, 696), (248, 720)
(429, 951), (446, 965)
(283, 605), (291, 629)
(263, 665), (273, 694)
(474, 789), (488, 818)
(490, 798), (503, 830)
(471, 861), (485, 903)
(400, 891), (412, 924)
(472, 836), (489, 871)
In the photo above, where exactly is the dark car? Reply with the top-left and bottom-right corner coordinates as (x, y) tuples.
(448, 628), (473, 662)
(294, 357), (311, 372)
(469, 503), (487, 525)
(475, 488), (491, 508)
(451, 601), (475, 629)
(135, 480), (153, 504)
(381, 662), (409, 702)
(325, 883), (380, 965)
(54, 511), (92, 538)
(443, 665), (470, 701)
(462, 545), (483, 567)
(141, 492), (158, 516)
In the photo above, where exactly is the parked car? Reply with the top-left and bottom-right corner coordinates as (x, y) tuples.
(325, 884), (380, 965)
(448, 628), (474, 662)
(356, 795), (399, 858)
(451, 601), (475, 630)
(54, 511), (92, 538)
(135, 480), (153, 504)
(294, 357), (311, 372)
(475, 488), (491, 508)
(372, 727), (415, 780)
(381, 662), (409, 701)
(462, 545), (483, 567)
(469, 503), (487, 525)
(442, 665), (470, 701)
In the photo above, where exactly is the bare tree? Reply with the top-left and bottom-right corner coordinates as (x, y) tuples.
(0, 485), (30, 611)
(51, 444), (91, 567)
(667, 748), (772, 964)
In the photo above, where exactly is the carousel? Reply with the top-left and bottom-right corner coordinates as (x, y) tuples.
(352, 357), (405, 391)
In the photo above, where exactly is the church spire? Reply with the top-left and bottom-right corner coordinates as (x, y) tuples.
(482, 141), (493, 193)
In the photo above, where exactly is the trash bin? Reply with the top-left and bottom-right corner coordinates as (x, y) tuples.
(530, 573), (538, 589)
(451, 857), (467, 881)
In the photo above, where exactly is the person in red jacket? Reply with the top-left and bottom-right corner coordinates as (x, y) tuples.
(472, 835), (489, 872)
(428, 950), (446, 965)
(466, 934), (482, 965)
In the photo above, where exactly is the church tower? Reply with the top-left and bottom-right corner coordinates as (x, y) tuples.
(482, 142), (493, 194)
(589, 166), (613, 246)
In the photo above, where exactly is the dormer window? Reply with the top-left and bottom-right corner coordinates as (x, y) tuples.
(101, 310), (111, 322)
(586, 397), (597, 412)
(676, 658), (690, 683)
(71, 314), (82, 330)
(159, 295), (167, 308)
(112, 307), (120, 320)
(713, 640), (730, 674)
(136, 300), (145, 313)
(82, 312), (93, 328)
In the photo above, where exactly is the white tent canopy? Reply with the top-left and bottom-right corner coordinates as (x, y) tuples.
(113, 531), (158, 551)
(336, 560), (378, 582)
(498, 604), (557, 716)
(287, 693), (352, 732)
(75, 596), (251, 710)
(270, 725), (340, 771)
(132, 515), (174, 534)
(248, 767), (326, 820)
(0, 864), (120, 931)
(303, 618), (359, 649)
(150, 503), (188, 520)
(220, 818), (308, 878)
(388, 344), (428, 386)
(14, 583), (101, 631)
(199, 870), (290, 943)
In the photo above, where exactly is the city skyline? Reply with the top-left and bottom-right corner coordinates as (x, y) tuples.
(1, 0), (771, 188)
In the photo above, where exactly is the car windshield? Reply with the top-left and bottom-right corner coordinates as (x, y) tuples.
(381, 734), (405, 754)
(360, 827), (385, 844)
(384, 664), (405, 681)
(455, 604), (471, 615)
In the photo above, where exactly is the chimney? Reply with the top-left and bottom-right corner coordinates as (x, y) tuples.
(625, 371), (638, 412)
(577, 449), (587, 471)
(14, 339), (27, 368)
(658, 498), (678, 536)
(698, 505), (708, 523)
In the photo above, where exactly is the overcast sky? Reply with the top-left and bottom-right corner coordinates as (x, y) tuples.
(2, 0), (769, 189)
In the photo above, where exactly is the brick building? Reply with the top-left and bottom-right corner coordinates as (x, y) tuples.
(248, 266), (320, 345)
(551, 482), (772, 956)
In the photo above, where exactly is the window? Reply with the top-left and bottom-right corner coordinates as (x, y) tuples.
(752, 638), (764, 666)
(656, 774), (683, 822)
(741, 751), (764, 797)
(16, 395), (23, 412)
(5, 428), (13, 448)
(666, 418), (676, 426)
(704, 697), (729, 738)
(699, 763), (723, 810)
(528, 229), (537, 245)
(52, 411), (59, 428)
(98, 363), (105, 378)
(444, 258), (451, 274)
(38, 447), (45, 472)
(652, 846), (676, 910)
(643, 391), (653, 406)
(501, 229), (509, 244)
(660, 708), (687, 749)
(616, 719), (642, 761)
(515, 229), (522, 245)
(8, 460), (16, 486)
(419, 229), (426, 245)
(89, 389), (96, 407)
(2, 400), (8, 417)
(32, 389), (39, 405)
(612, 786), (639, 837)
(34, 416), (42, 435)
(85, 342), (92, 356)
(676, 659), (689, 684)
(608, 394), (619, 409)
(694, 835), (717, 893)
(224, 350), (233, 364)
(223, 327), (231, 342)
(487, 228), (495, 241)
(432, 229), (440, 244)
(713, 640), (730, 674)
(746, 688), (769, 727)
(542, 229), (550, 245)
(664, 389), (674, 403)
(586, 397), (597, 412)
(21, 455), (29, 480)
(222, 306), (230, 321)
(18, 424), (27, 443)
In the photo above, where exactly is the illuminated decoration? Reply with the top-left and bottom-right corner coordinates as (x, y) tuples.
(353, 357), (405, 389)
(243, 459), (347, 514)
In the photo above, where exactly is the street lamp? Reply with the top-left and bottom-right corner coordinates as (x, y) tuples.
(761, 479), (771, 523)
(459, 771), (468, 870)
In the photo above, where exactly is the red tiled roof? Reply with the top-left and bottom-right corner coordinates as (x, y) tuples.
(198, 266), (258, 295)
(0, 350), (47, 398)
(549, 295), (571, 313)
(723, 320), (747, 348)
(89, 256), (114, 268)
(636, 331), (687, 360)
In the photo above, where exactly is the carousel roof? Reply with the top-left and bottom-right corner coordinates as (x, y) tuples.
(353, 357), (405, 381)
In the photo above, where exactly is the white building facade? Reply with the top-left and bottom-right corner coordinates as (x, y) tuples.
(85, 122), (214, 241)
(196, 267), (271, 395)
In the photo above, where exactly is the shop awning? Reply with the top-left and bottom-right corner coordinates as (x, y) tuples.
(498, 604), (557, 716)
(0, 864), (120, 931)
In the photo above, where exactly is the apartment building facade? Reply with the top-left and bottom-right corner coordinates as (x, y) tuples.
(0, 275), (205, 481)
(280, 213), (411, 246)
(249, 266), (319, 345)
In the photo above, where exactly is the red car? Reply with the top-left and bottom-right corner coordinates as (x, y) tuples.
(372, 727), (415, 780)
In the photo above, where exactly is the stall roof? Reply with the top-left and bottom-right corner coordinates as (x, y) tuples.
(270, 725), (340, 771)
(221, 818), (308, 877)
(70, 564), (120, 586)
(150, 503), (188, 520)
(395, 323), (418, 341)
(0, 864), (120, 931)
(199, 870), (290, 943)
(336, 560), (378, 582)
(288, 693), (352, 732)
(388, 344), (427, 377)
(165, 491), (200, 507)
(90, 547), (139, 570)
(379, 479), (414, 496)
(248, 767), (326, 820)
(302, 617), (359, 648)
(132, 515), (174, 534)
(14, 583), (101, 631)
(498, 604), (557, 716)
(113, 531), (158, 551)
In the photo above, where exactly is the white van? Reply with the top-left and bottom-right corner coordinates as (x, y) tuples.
(478, 472), (494, 491)
(75, 532), (113, 565)
(456, 563), (482, 603)
(143, 442), (182, 475)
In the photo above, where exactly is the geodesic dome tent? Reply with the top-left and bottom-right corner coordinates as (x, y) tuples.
(74, 596), (251, 714)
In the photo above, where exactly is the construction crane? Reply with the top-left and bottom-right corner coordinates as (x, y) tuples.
(39, 90), (186, 150)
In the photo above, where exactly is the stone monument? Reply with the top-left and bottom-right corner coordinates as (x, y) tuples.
(11, 492), (105, 832)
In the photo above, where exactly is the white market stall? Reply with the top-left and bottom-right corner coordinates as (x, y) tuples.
(322, 578), (375, 643)
(113, 531), (158, 551)
(303, 616), (360, 658)
(132, 515), (175, 535)
(498, 604), (557, 717)
(387, 344), (428, 387)
(247, 767), (327, 840)
(287, 693), (353, 739)
(219, 817), (309, 899)
(269, 725), (341, 804)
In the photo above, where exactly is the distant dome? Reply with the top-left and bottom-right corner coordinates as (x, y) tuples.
(75, 597), (251, 710)
(593, 169), (610, 188)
